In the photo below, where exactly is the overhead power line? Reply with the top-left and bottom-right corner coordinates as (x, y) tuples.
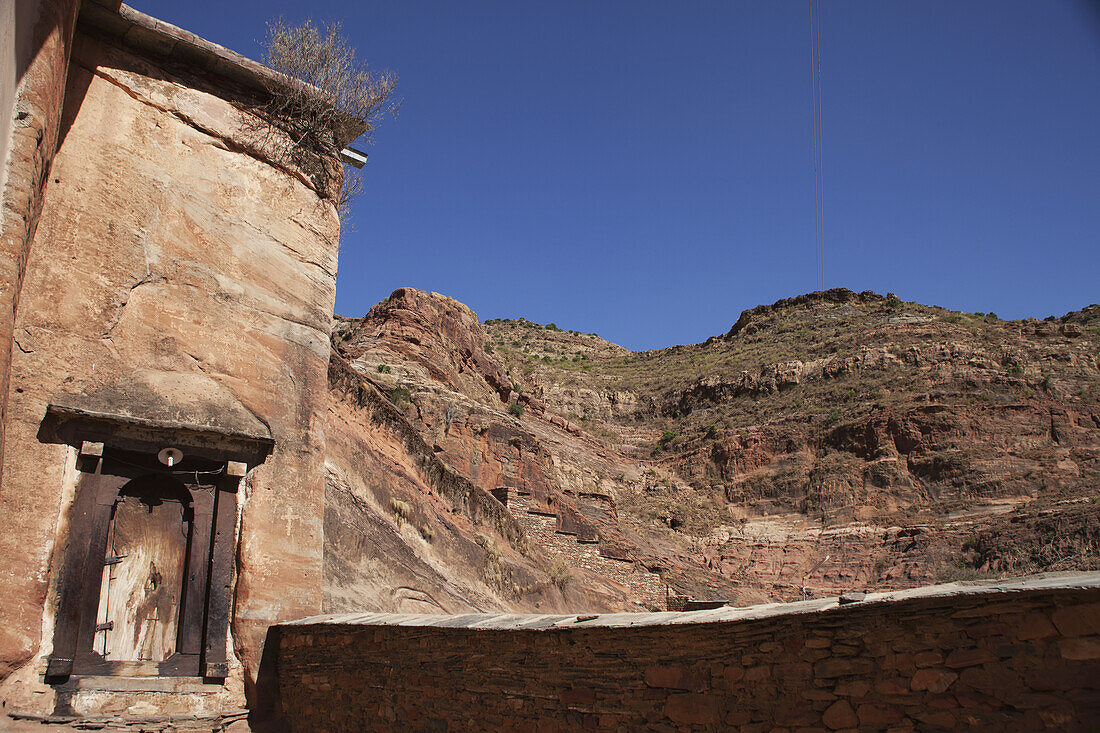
(809, 0), (825, 291)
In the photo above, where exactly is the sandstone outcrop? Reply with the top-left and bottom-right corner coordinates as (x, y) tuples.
(330, 291), (675, 613)
(334, 288), (513, 407)
(0, 6), (353, 723)
(324, 286), (1100, 607)
(433, 288), (1098, 603)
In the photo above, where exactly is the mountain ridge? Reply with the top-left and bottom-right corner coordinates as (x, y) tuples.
(462, 287), (1099, 354)
(326, 285), (1099, 610)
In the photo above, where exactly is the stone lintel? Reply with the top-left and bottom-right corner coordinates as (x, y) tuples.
(44, 404), (274, 466)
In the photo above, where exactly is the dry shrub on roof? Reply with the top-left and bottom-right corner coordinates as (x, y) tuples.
(255, 17), (399, 219)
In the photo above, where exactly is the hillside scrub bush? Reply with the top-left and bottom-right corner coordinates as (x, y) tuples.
(507, 402), (525, 418)
(443, 402), (461, 432)
(1002, 355), (1024, 376)
(549, 558), (572, 589)
(387, 386), (410, 405)
(389, 498), (411, 522)
(475, 533), (516, 594)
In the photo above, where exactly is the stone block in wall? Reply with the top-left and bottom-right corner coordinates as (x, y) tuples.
(1052, 602), (1100, 637)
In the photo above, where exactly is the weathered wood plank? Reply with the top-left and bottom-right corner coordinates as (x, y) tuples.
(99, 489), (188, 662)
(203, 478), (237, 679)
(46, 464), (100, 679)
(178, 487), (214, 655)
(73, 472), (130, 672)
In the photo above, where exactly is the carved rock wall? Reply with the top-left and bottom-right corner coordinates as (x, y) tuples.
(0, 26), (339, 714)
(0, 0), (80, 515)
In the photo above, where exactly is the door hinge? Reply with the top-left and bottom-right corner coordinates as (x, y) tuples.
(103, 555), (127, 566)
(95, 622), (113, 632)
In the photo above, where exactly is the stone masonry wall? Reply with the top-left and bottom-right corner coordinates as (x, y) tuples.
(277, 574), (1100, 732)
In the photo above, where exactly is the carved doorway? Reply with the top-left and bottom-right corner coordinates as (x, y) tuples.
(46, 443), (243, 681)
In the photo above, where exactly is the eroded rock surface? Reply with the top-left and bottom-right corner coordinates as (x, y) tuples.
(0, 28), (340, 709)
(333, 287), (1099, 607)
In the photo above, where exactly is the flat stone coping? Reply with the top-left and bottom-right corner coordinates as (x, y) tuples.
(80, 3), (289, 94)
(78, 3), (368, 144)
(283, 572), (1100, 631)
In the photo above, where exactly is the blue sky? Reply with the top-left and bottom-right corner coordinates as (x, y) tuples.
(136, 1), (1100, 350)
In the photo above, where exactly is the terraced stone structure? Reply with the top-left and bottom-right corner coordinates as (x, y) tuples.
(278, 574), (1100, 731)
(495, 487), (665, 609)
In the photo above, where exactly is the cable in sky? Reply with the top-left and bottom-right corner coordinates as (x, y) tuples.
(809, 0), (825, 291)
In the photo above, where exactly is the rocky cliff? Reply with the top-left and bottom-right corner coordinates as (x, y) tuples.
(330, 287), (1100, 608)
(325, 288), (673, 614)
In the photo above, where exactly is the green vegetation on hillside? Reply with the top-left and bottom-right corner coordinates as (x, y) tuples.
(485, 292), (1097, 445)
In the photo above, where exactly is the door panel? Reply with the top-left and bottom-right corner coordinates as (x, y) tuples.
(95, 491), (189, 662)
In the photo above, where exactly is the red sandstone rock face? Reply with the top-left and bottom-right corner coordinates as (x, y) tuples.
(0, 0), (80, 594)
(333, 288), (1100, 607)
(323, 352), (633, 615)
(0, 27), (340, 718)
(330, 289), (716, 612)
(334, 288), (513, 407)
(332, 293), (748, 608)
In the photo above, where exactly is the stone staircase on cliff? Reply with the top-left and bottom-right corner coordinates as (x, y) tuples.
(492, 488), (665, 609)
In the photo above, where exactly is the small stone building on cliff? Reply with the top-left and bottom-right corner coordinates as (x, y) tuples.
(0, 1), (357, 725)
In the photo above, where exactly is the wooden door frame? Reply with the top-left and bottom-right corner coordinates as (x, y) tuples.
(41, 405), (272, 683)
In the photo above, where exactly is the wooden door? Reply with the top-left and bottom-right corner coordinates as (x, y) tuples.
(92, 477), (191, 663)
(47, 444), (243, 681)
